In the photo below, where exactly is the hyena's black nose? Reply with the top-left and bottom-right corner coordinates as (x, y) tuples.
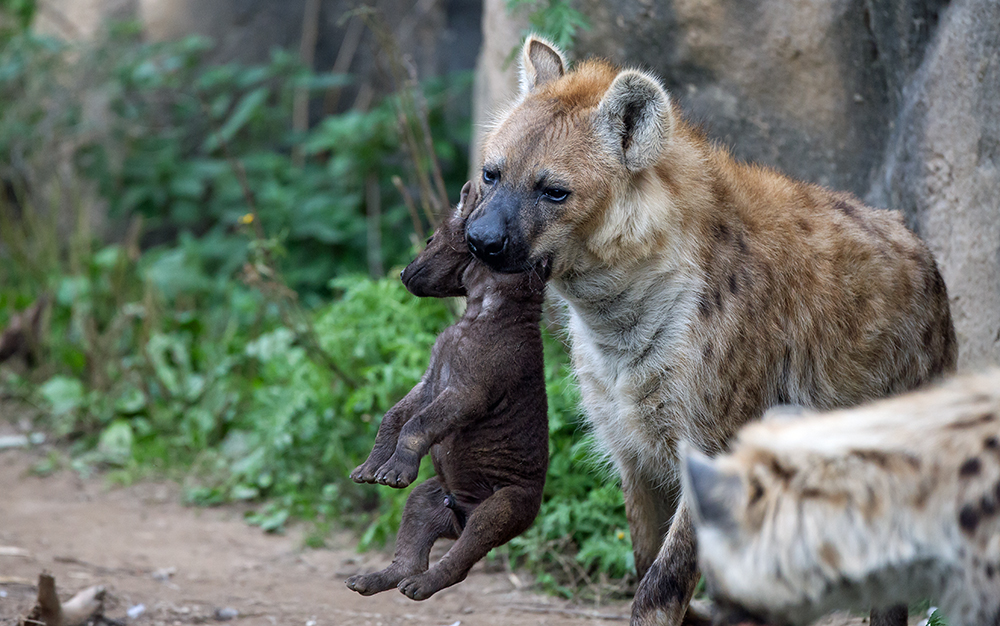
(467, 225), (507, 260)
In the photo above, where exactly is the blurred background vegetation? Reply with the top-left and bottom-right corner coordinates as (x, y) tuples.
(0, 0), (633, 600)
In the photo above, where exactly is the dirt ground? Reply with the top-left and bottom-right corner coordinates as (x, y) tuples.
(0, 446), (637, 626)
(0, 445), (897, 626)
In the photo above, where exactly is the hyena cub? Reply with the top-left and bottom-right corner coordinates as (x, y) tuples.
(347, 182), (550, 601)
(683, 369), (1000, 626)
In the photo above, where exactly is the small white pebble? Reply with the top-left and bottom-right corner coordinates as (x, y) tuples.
(214, 607), (238, 621)
(127, 603), (146, 619)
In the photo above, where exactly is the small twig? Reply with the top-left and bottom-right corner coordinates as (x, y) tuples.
(365, 172), (384, 278)
(392, 175), (425, 241)
(403, 57), (449, 215)
(352, 8), (443, 228)
(324, 15), (365, 114)
(293, 0), (323, 165)
(510, 604), (629, 621)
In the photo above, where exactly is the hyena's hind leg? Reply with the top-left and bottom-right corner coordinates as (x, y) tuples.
(398, 483), (542, 600)
(345, 477), (459, 596)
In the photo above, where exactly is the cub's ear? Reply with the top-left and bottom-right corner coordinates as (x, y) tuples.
(595, 69), (674, 172)
(682, 446), (743, 533)
(458, 180), (481, 219)
(456, 180), (473, 217)
(519, 35), (566, 95)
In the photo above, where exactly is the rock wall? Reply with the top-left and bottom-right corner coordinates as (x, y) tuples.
(867, 0), (1000, 369)
(473, 0), (999, 369)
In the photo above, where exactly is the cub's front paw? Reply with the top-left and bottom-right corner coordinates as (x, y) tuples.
(350, 461), (379, 484)
(374, 451), (420, 488)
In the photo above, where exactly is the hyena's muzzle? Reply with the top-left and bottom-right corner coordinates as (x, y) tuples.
(465, 183), (538, 273)
(465, 162), (572, 276)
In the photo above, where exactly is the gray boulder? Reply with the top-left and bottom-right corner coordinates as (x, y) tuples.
(472, 0), (999, 368)
(868, 0), (1000, 369)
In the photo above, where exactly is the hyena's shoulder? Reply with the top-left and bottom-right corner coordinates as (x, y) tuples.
(684, 369), (1000, 626)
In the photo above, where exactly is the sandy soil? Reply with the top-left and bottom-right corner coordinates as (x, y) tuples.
(0, 444), (896, 626)
(0, 447), (637, 626)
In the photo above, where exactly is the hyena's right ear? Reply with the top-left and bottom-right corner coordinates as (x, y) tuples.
(595, 69), (674, 173)
(519, 35), (566, 95)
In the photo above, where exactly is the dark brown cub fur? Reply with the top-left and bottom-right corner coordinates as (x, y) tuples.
(346, 182), (550, 601)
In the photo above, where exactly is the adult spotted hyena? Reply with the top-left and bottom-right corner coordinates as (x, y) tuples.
(465, 36), (956, 626)
(683, 369), (1000, 626)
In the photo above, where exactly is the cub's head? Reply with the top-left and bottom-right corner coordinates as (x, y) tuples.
(466, 36), (677, 276)
(402, 181), (478, 298)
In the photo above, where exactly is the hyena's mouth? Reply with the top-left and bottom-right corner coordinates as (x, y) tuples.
(467, 239), (535, 274)
(465, 201), (535, 273)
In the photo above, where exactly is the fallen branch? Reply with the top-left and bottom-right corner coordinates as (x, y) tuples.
(20, 573), (105, 626)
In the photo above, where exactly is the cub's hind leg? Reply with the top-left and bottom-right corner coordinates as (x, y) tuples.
(345, 477), (459, 595)
(398, 483), (542, 600)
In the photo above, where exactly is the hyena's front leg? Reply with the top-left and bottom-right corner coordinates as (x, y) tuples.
(631, 503), (706, 626)
(620, 458), (681, 578)
(350, 382), (428, 484)
(345, 477), (460, 595)
(869, 606), (908, 626)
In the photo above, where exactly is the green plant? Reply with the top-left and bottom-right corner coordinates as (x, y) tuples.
(0, 0), (35, 33)
(926, 609), (948, 626)
(506, 0), (590, 52)
(0, 20), (632, 599)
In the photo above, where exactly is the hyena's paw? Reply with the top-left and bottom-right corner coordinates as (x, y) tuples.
(345, 569), (406, 596)
(373, 451), (420, 488)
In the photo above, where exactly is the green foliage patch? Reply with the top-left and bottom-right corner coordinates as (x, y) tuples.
(0, 22), (632, 598)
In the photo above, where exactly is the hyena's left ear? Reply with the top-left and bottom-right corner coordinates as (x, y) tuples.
(595, 69), (674, 173)
(519, 35), (566, 95)
(682, 446), (743, 533)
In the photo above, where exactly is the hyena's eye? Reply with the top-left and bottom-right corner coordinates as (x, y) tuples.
(482, 168), (499, 185)
(542, 187), (570, 203)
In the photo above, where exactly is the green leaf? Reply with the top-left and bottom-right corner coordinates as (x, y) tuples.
(38, 376), (85, 416)
(97, 420), (134, 465)
(202, 86), (269, 153)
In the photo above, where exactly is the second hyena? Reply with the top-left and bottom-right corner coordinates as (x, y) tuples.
(684, 369), (1000, 626)
(464, 35), (957, 626)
